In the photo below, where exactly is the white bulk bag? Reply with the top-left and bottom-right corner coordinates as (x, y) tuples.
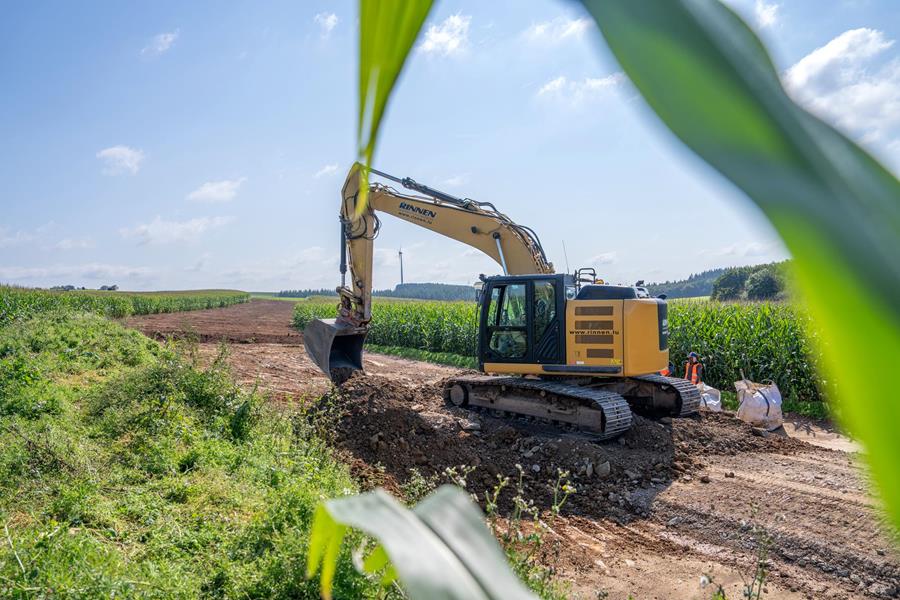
(734, 379), (783, 431)
(697, 383), (722, 412)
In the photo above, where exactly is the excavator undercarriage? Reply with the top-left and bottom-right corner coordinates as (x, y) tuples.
(442, 374), (700, 441)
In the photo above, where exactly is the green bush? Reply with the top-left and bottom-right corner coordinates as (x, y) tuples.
(745, 268), (783, 301)
(710, 267), (752, 301)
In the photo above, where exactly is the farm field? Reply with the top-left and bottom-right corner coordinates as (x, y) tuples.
(118, 299), (898, 599)
(0, 286), (250, 325)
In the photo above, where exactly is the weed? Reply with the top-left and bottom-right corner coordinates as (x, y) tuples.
(400, 468), (439, 505)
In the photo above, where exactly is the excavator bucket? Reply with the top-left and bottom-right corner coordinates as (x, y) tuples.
(303, 318), (367, 385)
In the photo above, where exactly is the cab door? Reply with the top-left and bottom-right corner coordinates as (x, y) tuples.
(479, 277), (563, 366)
(481, 281), (530, 364)
(532, 279), (563, 364)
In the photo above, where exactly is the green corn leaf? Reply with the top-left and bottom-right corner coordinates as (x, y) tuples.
(361, 544), (390, 574)
(579, 0), (900, 529)
(412, 485), (537, 596)
(307, 485), (537, 599)
(357, 0), (434, 210)
(361, 544), (399, 586)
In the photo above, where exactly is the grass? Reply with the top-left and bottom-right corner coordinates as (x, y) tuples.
(0, 311), (381, 598)
(366, 344), (477, 369)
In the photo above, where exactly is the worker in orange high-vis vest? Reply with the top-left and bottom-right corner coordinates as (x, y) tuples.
(659, 361), (675, 377)
(684, 352), (704, 385)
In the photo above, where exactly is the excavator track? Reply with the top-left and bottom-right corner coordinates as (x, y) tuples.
(443, 375), (632, 441)
(633, 374), (701, 417)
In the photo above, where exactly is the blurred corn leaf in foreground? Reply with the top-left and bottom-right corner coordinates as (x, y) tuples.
(306, 485), (536, 599)
(355, 0), (433, 210)
(578, 0), (900, 531)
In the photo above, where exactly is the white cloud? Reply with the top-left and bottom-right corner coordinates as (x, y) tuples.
(218, 246), (335, 287)
(96, 145), (144, 175)
(314, 164), (339, 178)
(754, 0), (779, 29)
(419, 15), (471, 57)
(537, 73), (625, 105)
(314, 12), (339, 38)
(186, 178), (247, 203)
(119, 216), (234, 245)
(442, 174), (469, 187)
(784, 28), (900, 149)
(141, 30), (179, 57)
(0, 227), (35, 248)
(589, 252), (618, 265)
(0, 263), (154, 282)
(704, 241), (781, 257)
(54, 237), (95, 250)
(523, 17), (592, 44)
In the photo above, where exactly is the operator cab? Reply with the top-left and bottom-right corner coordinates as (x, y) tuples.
(477, 273), (570, 366)
(476, 270), (668, 376)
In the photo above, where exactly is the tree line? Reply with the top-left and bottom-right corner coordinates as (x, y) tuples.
(277, 282), (476, 302)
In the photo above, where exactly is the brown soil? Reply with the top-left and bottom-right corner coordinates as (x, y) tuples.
(127, 300), (900, 599)
(124, 299), (302, 343)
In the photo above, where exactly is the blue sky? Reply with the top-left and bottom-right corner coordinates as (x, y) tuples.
(2, 0), (899, 291)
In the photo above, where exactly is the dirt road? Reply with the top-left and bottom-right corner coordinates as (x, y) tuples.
(127, 300), (899, 599)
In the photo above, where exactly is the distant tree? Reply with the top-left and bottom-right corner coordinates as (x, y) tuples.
(711, 267), (752, 300)
(276, 289), (337, 298)
(377, 283), (475, 301)
(745, 268), (782, 300)
(646, 267), (729, 298)
(276, 282), (475, 301)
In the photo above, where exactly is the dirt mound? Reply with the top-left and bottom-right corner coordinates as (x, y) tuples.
(325, 373), (811, 523)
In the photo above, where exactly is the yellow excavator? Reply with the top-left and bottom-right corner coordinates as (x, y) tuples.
(304, 163), (699, 440)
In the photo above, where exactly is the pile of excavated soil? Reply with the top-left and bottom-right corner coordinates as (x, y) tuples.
(323, 373), (809, 523)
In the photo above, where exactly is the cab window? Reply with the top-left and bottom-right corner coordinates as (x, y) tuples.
(487, 283), (527, 360)
(486, 286), (501, 326)
(499, 284), (526, 326)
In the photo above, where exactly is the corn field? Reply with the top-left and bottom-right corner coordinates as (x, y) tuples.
(294, 300), (477, 357)
(294, 298), (826, 403)
(0, 286), (250, 326)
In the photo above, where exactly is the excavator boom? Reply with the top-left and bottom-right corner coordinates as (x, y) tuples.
(306, 163), (552, 383)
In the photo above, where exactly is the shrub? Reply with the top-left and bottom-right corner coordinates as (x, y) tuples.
(745, 268), (783, 300)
